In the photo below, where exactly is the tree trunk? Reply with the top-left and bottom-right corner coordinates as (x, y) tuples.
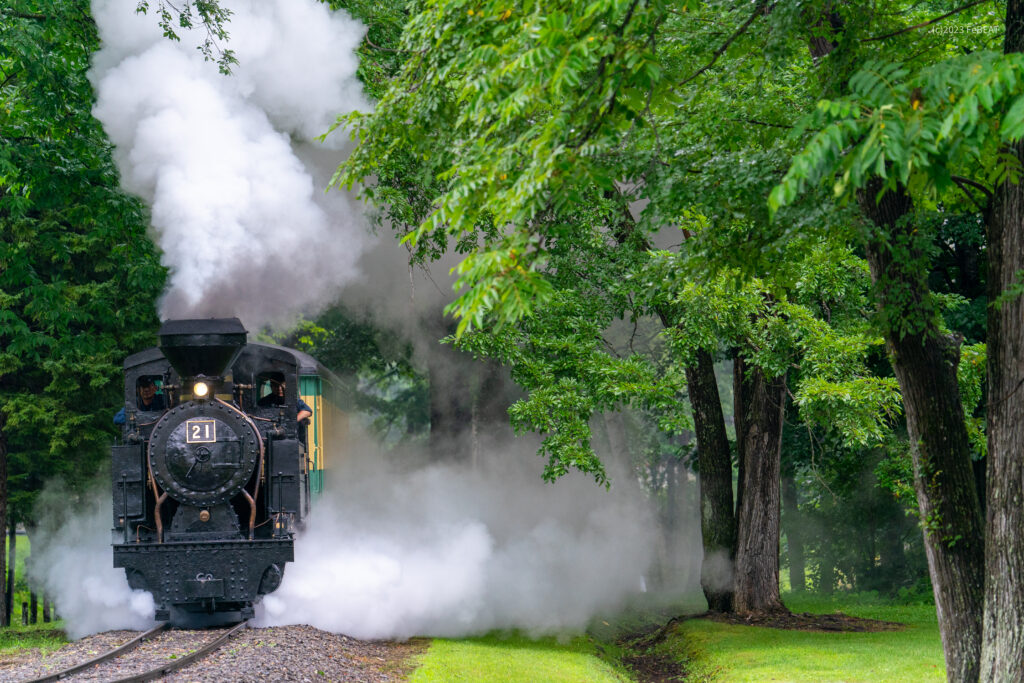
(428, 337), (515, 462)
(880, 522), (908, 588)
(859, 181), (985, 683)
(476, 361), (516, 436)
(610, 191), (739, 612)
(981, 164), (1024, 679)
(733, 355), (747, 523)
(603, 412), (629, 462)
(804, 2), (990, 673)
(5, 520), (15, 627)
(781, 474), (805, 592)
(427, 353), (474, 459)
(0, 414), (7, 628)
(684, 350), (736, 612)
(732, 357), (787, 614)
(654, 449), (683, 591)
(972, 457), (987, 519)
(981, 9), (1024, 676)
(805, 5), (985, 676)
(42, 595), (51, 623)
(819, 545), (836, 594)
(30, 591), (37, 625)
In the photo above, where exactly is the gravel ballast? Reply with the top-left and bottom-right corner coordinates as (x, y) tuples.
(1, 625), (427, 683)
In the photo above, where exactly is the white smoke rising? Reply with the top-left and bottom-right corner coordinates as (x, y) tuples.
(89, 0), (372, 329)
(254, 439), (664, 639)
(27, 481), (156, 639)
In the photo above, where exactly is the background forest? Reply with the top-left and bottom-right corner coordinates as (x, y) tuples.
(2, 1), (1022, 682)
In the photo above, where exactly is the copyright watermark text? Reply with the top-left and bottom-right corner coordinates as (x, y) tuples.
(928, 24), (1001, 35)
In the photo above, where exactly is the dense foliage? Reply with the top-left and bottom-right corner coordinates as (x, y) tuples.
(273, 304), (430, 443)
(332, 0), (1020, 678)
(1, 1), (165, 518)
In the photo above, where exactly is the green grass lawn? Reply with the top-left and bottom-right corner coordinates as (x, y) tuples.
(0, 621), (67, 663)
(0, 532), (62, 656)
(656, 592), (944, 682)
(7, 533), (53, 627)
(408, 632), (632, 683)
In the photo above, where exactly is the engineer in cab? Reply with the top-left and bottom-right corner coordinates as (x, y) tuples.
(113, 376), (166, 425)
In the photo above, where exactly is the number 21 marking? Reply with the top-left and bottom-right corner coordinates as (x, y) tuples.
(186, 420), (216, 443)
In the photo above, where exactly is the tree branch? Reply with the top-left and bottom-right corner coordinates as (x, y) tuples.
(731, 117), (793, 129)
(679, 1), (768, 87)
(0, 9), (49, 21)
(951, 175), (993, 198)
(0, 70), (20, 90)
(951, 175), (992, 212)
(362, 32), (414, 54)
(862, 0), (992, 42)
(570, 0), (643, 149)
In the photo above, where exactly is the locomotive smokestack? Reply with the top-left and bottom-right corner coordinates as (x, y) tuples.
(158, 318), (248, 379)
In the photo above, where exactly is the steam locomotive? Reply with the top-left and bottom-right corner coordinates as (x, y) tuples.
(112, 318), (344, 626)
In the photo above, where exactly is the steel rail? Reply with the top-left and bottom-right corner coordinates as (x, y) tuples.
(21, 623), (169, 683)
(109, 620), (247, 683)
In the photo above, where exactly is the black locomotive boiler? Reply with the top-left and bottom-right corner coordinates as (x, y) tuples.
(112, 318), (343, 626)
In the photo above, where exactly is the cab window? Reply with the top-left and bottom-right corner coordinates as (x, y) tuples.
(256, 372), (286, 408)
(136, 376), (167, 411)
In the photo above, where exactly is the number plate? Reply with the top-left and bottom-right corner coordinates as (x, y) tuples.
(186, 420), (216, 443)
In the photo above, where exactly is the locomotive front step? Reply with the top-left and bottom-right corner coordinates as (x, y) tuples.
(114, 539), (293, 625)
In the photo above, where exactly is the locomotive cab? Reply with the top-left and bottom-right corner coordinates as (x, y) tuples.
(111, 318), (338, 626)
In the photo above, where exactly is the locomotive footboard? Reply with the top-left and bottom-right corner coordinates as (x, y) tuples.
(114, 539), (293, 624)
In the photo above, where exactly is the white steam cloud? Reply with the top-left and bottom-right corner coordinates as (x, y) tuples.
(27, 482), (156, 639)
(254, 442), (664, 639)
(89, 0), (371, 329)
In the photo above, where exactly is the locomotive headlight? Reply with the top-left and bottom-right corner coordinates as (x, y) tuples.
(193, 381), (210, 398)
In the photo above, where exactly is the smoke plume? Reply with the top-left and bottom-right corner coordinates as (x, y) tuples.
(254, 434), (668, 639)
(88, 0), (371, 329)
(27, 480), (156, 639)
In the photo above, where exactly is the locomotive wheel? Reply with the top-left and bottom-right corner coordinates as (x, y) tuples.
(258, 563), (284, 595)
(149, 400), (261, 506)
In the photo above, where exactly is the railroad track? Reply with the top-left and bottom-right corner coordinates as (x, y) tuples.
(21, 621), (248, 683)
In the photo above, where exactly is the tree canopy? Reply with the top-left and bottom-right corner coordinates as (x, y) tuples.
(1, 0), (165, 515)
(333, 0), (1019, 678)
